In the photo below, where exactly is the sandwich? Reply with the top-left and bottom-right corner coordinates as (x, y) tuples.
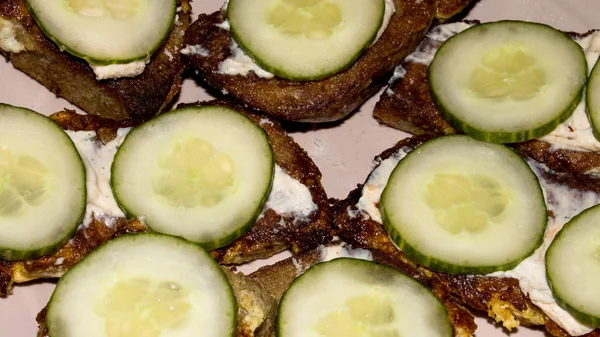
(374, 20), (600, 175)
(249, 243), (478, 337)
(333, 134), (600, 337)
(33, 233), (278, 337)
(183, 0), (472, 122)
(0, 0), (191, 123)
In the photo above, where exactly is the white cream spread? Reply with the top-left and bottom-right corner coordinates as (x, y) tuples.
(66, 128), (130, 228)
(68, 129), (317, 226)
(354, 145), (599, 335)
(0, 18), (25, 53)
(356, 148), (410, 223)
(218, 40), (275, 78)
(216, 0), (395, 78)
(265, 165), (318, 219)
(319, 244), (373, 263)
(372, 0), (396, 45)
(488, 160), (600, 336)
(403, 21), (475, 66)
(540, 31), (600, 152)
(90, 60), (148, 81)
(180, 44), (209, 57)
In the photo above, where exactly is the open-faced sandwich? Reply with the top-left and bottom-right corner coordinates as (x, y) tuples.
(0, 100), (331, 302)
(333, 134), (600, 337)
(34, 233), (278, 337)
(183, 0), (472, 122)
(247, 242), (477, 337)
(0, 0), (191, 123)
(374, 20), (600, 175)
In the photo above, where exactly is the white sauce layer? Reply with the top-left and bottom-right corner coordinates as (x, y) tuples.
(67, 129), (317, 227)
(319, 244), (373, 263)
(66, 129), (130, 228)
(354, 146), (599, 335)
(90, 60), (148, 81)
(390, 23), (600, 153)
(403, 21), (474, 66)
(373, 0), (396, 45)
(540, 31), (600, 152)
(0, 18), (25, 53)
(489, 160), (599, 336)
(180, 44), (209, 57)
(265, 165), (318, 219)
(218, 40), (275, 78)
(215, 0), (395, 78)
(356, 148), (410, 222)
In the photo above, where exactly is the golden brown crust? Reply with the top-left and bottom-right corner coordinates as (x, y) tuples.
(435, 0), (473, 21)
(0, 0), (191, 123)
(0, 217), (147, 297)
(249, 249), (322, 303)
(375, 62), (455, 135)
(333, 135), (600, 337)
(184, 0), (472, 122)
(373, 22), (600, 175)
(222, 268), (278, 337)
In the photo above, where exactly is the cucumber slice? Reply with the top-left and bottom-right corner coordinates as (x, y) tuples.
(429, 21), (587, 143)
(46, 233), (236, 337)
(380, 135), (547, 274)
(228, 0), (385, 81)
(278, 258), (452, 337)
(111, 106), (274, 251)
(546, 204), (600, 328)
(25, 0), (176, 64)
(587, 56), (600, 140)
(0, 104), (86, 261)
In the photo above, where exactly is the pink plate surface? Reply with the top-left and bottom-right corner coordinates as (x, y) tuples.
(1, 0), (599, 336)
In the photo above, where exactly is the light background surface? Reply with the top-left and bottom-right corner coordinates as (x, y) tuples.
(1, 0), (599, 336)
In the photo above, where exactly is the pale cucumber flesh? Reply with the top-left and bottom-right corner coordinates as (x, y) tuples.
(429, 21), (587, 143)
(111, 106), (274, 251)
(380, 135), (547, 274)
(546, 204), (600, 328)
(25, 0), (176, 64)
(278, 258), (452, 337)
(228, 0), (385, 80)
(46, 233), (236, 337)
(0, 104), (86, 261)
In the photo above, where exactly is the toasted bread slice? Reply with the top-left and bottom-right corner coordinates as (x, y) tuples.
(183, 0), (472, 122)
(34, 259), (278, 337)
(0, 99), (331, 295)
(248, 244), (477, 337)
(0, 0), (190, 123)
(374, 21), (600, 175)
(333, 135), (600, 337)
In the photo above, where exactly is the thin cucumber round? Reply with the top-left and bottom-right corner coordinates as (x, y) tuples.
(277, 258), (452, 337)
(380, 135), (547, 275)
(46, 233), (236, 337)
(587, 55), (600, 141)
(25, 0), (176, 64)
(111, 105), (274, 251)
(228, 0), (385, 81)
(0, 104), (86, 261)
(429, 21), (587, 143)
(546, 204), (600, 328)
